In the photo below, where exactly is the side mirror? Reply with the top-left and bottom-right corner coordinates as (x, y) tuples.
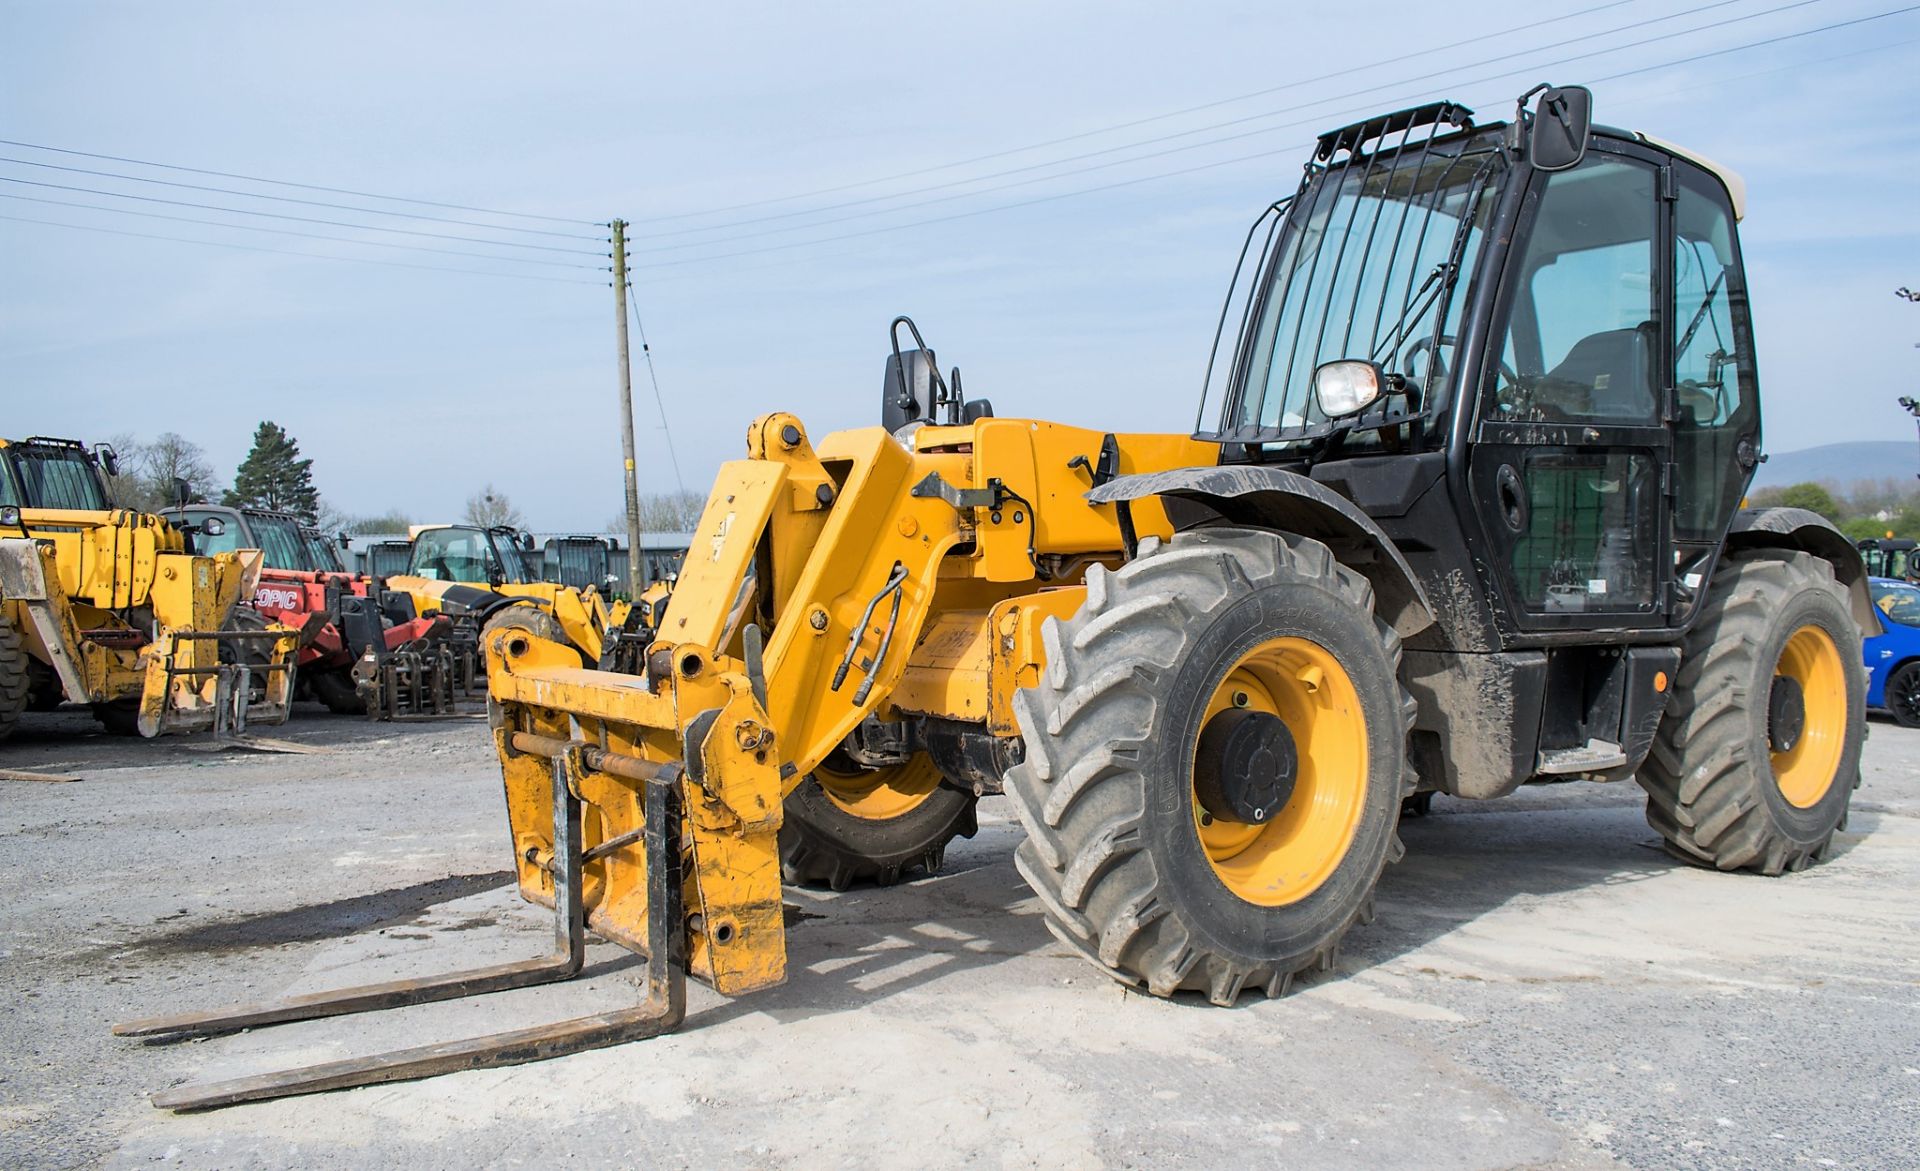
(171, 477), (192, 507)
(201, 517), (227, 537)
(337, 531), (351, 548)
(1527, 85), (1592, 173)
(1312, 360), (1387, 418)
(96, 444), (120, 477)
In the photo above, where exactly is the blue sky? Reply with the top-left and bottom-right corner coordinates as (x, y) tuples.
(3, 1), (1916, 529)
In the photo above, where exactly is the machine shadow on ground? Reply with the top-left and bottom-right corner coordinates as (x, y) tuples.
(701, 790), (1716, 1027)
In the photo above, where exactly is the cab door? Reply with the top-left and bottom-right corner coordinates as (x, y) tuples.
(1468, 142), (1675, 634)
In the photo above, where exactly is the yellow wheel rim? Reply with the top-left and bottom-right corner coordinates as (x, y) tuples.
(1191, 636), (1369, 907)
(814, 754), (943, 821)
(1771, 624), (1847, 808)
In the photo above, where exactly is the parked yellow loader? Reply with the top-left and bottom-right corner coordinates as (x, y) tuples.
(383, 522), (630, 664)
(0, 436), (299, 739)
(121, 89), (1875, 1110)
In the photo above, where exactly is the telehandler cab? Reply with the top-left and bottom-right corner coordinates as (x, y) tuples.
(122, 88), (1875, 1110)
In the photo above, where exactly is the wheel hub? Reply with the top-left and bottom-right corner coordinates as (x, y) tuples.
(1768, 673), (1805, 754)
(1193, 708), (1298, 825)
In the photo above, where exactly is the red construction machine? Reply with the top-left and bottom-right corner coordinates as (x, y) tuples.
(163, 505), (465, 718)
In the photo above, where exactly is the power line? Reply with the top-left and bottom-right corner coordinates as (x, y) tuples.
(0, 136), (603, 231)
(0, 213), (605, 285)
(619, 0), (1832, 260)
(630, 0), (1645, 226)
(0, 154), (609, 242)
(0, 172), (610, 257)
(0, 192), (608, 269)
(626, 285), (689, 497)
(626, 3), (1917, 274)
(629, 0), (1757, 243)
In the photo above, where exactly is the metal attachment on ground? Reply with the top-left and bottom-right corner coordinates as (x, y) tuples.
(112, 742), (687, 1111)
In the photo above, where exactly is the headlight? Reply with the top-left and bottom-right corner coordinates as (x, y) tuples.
(1313, 360), (1386, 418)
(0, 505), (20, 527)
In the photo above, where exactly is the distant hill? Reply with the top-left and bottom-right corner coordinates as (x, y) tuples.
(1752, 441), (1917, 491)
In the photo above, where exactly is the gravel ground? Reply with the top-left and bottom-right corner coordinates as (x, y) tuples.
(1, 703), (1915, 1170)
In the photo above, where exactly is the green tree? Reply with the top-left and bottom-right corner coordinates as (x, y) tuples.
(1775, 482), (1841, 521)
(224, 421), (319, 517)
(344, 510), (413, 535)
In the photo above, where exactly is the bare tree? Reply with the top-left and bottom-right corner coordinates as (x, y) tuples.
(464, 484), (525, 529)
(96, 431), (221, 511)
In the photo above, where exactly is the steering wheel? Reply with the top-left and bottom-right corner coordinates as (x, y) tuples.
(1402, 334), (1521, 388)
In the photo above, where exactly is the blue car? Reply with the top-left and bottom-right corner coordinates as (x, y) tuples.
(1866, 576), (1920, 727)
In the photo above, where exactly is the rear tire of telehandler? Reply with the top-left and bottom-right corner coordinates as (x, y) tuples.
(1639, 551), (1864, 874)
(0, 613), (31, 743)
(480, 604), (577, 666)
(308, 667), (365, 715)
(221, 606), (281, 708)
(92, 698), (141, 737)
(1006, 528), (1413, 1005)
(781, 755), (979, 891)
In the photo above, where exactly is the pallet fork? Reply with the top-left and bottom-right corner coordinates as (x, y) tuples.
(114, 744), (687, 1111)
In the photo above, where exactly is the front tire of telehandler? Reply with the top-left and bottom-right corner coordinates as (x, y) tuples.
(780, 755), (979, 890)
(1006, 528), (1413, 1005)
(1639, 551), (1864, 874)
(0, 613), (31, 743)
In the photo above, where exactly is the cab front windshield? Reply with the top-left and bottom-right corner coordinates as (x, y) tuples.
(1873, 580), (1920, 628)
(409, 527), (529, 584)
(1222, 127), (1505, 444)
(1, 444), (110, 511)
(304, 529), (347, 574)
(183, 509), (310, 569)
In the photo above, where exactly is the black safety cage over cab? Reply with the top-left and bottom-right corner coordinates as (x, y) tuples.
(1192, 97), (1766, 650)
(0, 437), (115, 512)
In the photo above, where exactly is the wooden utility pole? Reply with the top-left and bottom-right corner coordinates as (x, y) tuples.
(612, 219), (644, 592)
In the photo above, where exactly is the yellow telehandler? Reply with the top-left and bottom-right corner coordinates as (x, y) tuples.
(0, 436), (300, 739)
(383, 522), (632, 666)
(122, 88), (1877, 1110)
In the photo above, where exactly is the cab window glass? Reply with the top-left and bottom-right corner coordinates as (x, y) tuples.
(1487, 155), (1658, 425)
(1671, 168), (1758, 541)
(181, 509), (243, 556)
(411, 529), (495, 582)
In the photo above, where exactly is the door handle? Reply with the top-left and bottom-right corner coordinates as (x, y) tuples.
(1495, 465), (1528, 534)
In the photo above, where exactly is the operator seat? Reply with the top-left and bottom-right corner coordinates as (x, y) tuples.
(1540, 324), (1657, 421)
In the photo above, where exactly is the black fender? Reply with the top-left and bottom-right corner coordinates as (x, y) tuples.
(474, 594), (553, 624)
(1089, 466), (1435, 638)
(1727, 507), (1882, 635)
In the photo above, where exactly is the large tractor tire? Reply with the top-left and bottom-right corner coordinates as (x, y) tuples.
(307, 666), (366, 715)
(0, 612), (31, 743)
(221, 606), (282, 708)
(1639, 551), (1864, 873)
(780, 754), (979, 890)
(481, 604), (577, 665)
(1006, 529), (1414, 1005)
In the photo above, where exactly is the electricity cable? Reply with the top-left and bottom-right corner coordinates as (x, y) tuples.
(627, 0), (1761, 242)
(624, 2), (1910, 271)
(0, 136), (602, 232)
(0, 212), (605, 285)
(0, 171), (609, 256)
(0, 191), (607, 269)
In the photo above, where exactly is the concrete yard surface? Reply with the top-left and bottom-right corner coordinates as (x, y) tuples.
(1, 706), (1916, 1170)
